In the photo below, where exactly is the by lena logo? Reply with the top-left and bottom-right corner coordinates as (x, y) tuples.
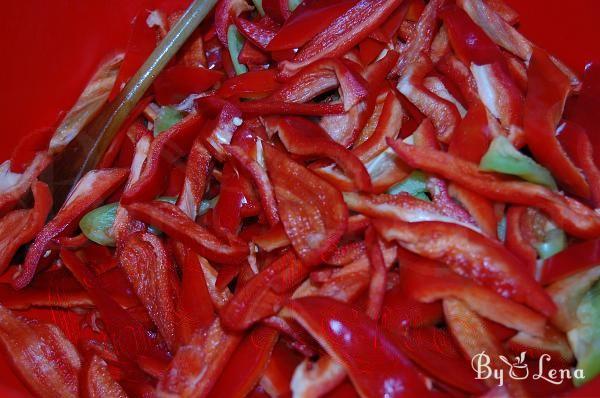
(471, 351), (585, 387)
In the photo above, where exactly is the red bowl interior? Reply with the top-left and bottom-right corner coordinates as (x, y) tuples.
(0, 0), (599, 396)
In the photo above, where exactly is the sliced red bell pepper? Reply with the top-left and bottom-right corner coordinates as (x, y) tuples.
(448, 100), (492, 163)
(10, 127), (54, 173)
(267, 0), (357, 51)
(121, 114), (205, 204)
(358, 39), (386, 66)
(209, 326), (278, 398)
(369, 0), (409, 43)
(215, 0), (254, 45)
(444, 297), (529, 396)
(263, 144), (348, 266)
(324, 241), (365, 266)
(200, 100), (243, 162)
(380, 281), (443, 330)
(157, 318), (242, 397)
(260, 340), (303, 398)
(125, 201), (248, 264)
(176, 137), (211, 220)
(290, 355), (347, 398)
(14, 168), (128, 289)
(364, 226), (386, 320)
(213, 162), (248, 234)
(81, 355), (127, 398)
(267, 116), (371, 191)
(234, 17), (276, 49)
(319, 98), (375, 148)
(524, 48), (589, 198)
(0, 304), (81, 398)
(387, 139), (600, 239)
(120, 231), (179, 350)
(0, 181), (52, 273)
(225, 144), (280, 226)
(251, 223), (291, 252)
(541, 238), (600, 285)
(505, 206), (537, 276)
(235, 100), (345, 116)
(286, 296), (431, 397)
(217, 69), (281, 99)
(372, 218), (556, 316)
(60, 249), (169, 363)
(436, 54), (480, 106)
(262, 0), (290, 23)
(400, 260), (546, 336)
(448, 183), (497, 239)
(427, 177), (476, 226)
(0, 151), (51, 215)
(153, 65), (223, 105)
(221, 251), (308, 330)
(570, 62), (600, 169)
(558, 121), (600, 207)
(279, 0), (404, 77)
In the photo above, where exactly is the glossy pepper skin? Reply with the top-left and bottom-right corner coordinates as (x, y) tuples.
(286, 296), (432, 398)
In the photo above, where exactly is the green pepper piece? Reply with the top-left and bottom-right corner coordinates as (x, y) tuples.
(570, 281), (600, 386)
(536, 228), (567, 260)
(79, 203), (118, 246)
(388, 170), (430, 201)
(227, 25), (248, 75)
(251, 0), (265, 15)
(288, 0), (303, 12)
(154, 106), (184, 136)
(480, 135), (557, 189)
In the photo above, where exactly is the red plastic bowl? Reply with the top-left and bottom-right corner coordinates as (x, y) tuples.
(0, 0), (599, 396)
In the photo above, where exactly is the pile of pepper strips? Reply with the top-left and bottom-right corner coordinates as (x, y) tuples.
(1, 0), (600, 397)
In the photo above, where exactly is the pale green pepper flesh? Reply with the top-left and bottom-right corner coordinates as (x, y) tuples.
(227, 25), (248, 75)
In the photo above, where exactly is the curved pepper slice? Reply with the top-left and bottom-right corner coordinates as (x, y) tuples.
(570, 63), (600, 168)
(10, 127), (54, 173)
(285, 296), (431, 398)
(263, 144), (347, 266)
(209, 326), (278, 398)
(541, 239), (600, 286)
(268, 117), (371, 191)
(81, 355), (127, 398)
(121, 114), (205, 204)
(373, 218), (556, 316)
(14, 168), (128, 289)
(125, 201), (248, 264)
(176, 137), (212, 220)
(505, 206), (537, 276)
(447, 182), (497, 238)
(0, 151), (51, 215)
(153, 65), (223, 105)
(0, 304), (81, 398)
(217, 69), (281, 99)
(0, 181), (52, 273)
(234, 16), (277, 49)
(120, 231), (179, 350)
(215, 0), (254, 45)
(279, 0), (404, 77)
(523, 48), (589, 198)
(387, 138), (600, 239)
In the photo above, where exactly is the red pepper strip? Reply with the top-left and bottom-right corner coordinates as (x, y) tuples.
(238, 41), (270, 66)
(269, 116), (371, 191)
(369, 0), (409, 43)
(0, 152), (50, 215)
(387, 326), (486, 395)
(358, 39), (386, 66)
(157, 318), (242, 398)
(217, 69), (281, 99)
(427, 177), (475, 226)
(319, 98), (374, 148)
(271, 59), (368, 113)
(397, 58), (461, 143)
(225, 144), (280, 226)
(362, 50), (400, 91)
(0, 269), (91, 310)
(279, 0), (404, 78)
(221, 251), (308, 330)
(373, 218), (556, 316)
(559, 122), (600, 207)
(153, 65), (223, 105)
(570, 63), (600, 168)
(364, 226), (386, 320)
(380, 282), (443, 330)
(444, 298), (529, 396)
(120, 231), (179, 351)
(121, 114), (205, 204)
(344, 192), (478, 232)
(177, 250), (214, 346)
(263, 144), (348, 266)
(209, 326), (278, 398)
(436, 54), (480, 106)
(448, 100), (492, 163)
(354, 90), (387, 148)
(402, 260), (546, 336)
(267, 0), (357, 51)
(81, 355), (127, 398)
(391, 0), (444, 76)
(353, 90), (403, 163)
(251, 223), (291, 252)
(213, 162), (247, 235)
(215, 0), (253, 45)
(234, 17), (276, 49)
(505, 206), (537, 276)
(387, 139), (600, 239)
(176, 137), (211, 220)
(507, 325), (573, 363)
(10, 127), (54, 173)
(541, 239), (600, 286)
(14, 168), (128, 289)
(0, 304), (81, 398)
(0, 181), (52, 273)
(198, 101), (241, 162)
(262, 0), (290, 23)
(260, 340), (303, 398)
(235, 100), (345, 116)
(125, 201), (248, 264)
(61, 249), (170, 363)
(324, 241), (365, 266)
(448, 183), (497, 239)
(286, 297), (431, 398)
(524, 48), (589, 198)
(457, 0), (531, 61)
(291, 356), (347, 398)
